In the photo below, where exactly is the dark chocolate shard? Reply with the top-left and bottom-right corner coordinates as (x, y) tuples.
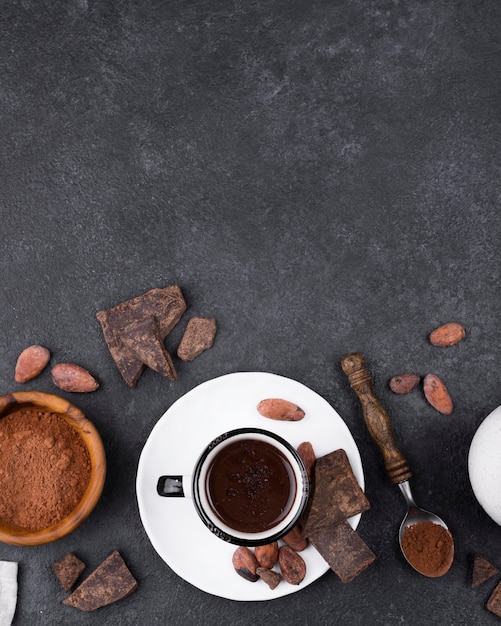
(302, 449), (370, 538)
(177, 316), (217, 361)
(488, 580), (501, 617)
(53, 552), (86, 592)
(310, 520), (376, 583)
(62, 550), (137, 611)
(472, 553), (499, 588)
(96, 285), (186, 387)
(120, 316), (177, 381)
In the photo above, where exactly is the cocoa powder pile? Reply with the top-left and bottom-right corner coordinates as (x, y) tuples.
(0, 408), (92, 531)
(401, 520), (454, 577)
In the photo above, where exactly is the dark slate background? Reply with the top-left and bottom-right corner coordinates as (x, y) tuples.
(1, 0), (500, 624)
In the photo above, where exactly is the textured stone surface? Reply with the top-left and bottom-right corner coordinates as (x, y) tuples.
(1, 0), (500, 624)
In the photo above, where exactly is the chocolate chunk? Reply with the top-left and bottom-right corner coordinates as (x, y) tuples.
(472, 553), (499, 588)
(177, 316), (217, 361)
(63, 550), (137, 611)
(310, 520), (376, 583)
(256, 567), (282, 590)
(96, 285), (186, 387)
(302, 449), (370, 538)
(52, 552), (85, 592)
(120, 316), (177, 381)
(488, 580), (501, 617)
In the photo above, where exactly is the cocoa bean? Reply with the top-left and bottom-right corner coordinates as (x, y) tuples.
(429, 322), (465, 347)
(278, 545), (306, 585)
(297, 441), (315, 482)
(232, 546), (259, 582)
(51, 363), (99, 393)
(282, 525), (308, 552)
(254, 542), (278, 569)
(423, 373), (453, 415)
(15, 345), (50, 383)
(389, 373), (420, 395)
(257, 398), (305, 421)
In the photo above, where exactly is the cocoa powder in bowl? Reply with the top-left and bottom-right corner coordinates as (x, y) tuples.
(0, 407), (92, 531)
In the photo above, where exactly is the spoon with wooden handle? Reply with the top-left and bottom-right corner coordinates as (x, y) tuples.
(341, 352), (454, 577)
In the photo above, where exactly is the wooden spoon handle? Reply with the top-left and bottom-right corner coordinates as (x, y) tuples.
(341, 352), (412, 484)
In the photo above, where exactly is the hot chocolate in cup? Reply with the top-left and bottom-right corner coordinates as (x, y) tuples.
(157, 428), (309, 546)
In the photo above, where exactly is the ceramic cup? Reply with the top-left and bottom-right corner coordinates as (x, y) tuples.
(157, 427), (309, 546)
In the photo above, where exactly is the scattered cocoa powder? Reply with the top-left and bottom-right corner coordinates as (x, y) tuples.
(0, 408), (91, 531)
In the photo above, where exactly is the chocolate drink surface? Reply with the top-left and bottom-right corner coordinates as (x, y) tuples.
(206, 439), (296, 533)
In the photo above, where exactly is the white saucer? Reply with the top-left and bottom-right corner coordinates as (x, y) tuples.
(136, 371), (364, 601)
(468, 405), (501, 525)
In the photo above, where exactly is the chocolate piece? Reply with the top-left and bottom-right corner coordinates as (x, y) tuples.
(310, 520), (376, 583)
(52, 552), (85, 592)
(120, 316), (177, 381)
(256, 567), (281, 590)
(472, 553), (499, 588)
(63, 550), (137, 611)
(96, 285), (186, 387)
(302, 449), (370, 538)
(488, 580), (501, 617)
(177, 316), (217, 361)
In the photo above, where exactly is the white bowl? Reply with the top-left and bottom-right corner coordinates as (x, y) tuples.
(468, 405), (501, 525)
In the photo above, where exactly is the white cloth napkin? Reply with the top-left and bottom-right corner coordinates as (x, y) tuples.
(0, 562), (18, 626)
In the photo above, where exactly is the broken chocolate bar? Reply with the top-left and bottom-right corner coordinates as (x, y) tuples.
(177, 316), (217, 361)
(310, 520), (376, 583)
(63, 550), (137, 611)
(96, 285), (186, 387)
(302, 449), (370, 538)
(120, 316), (177, 381)
(472, 553), (499, 588)
(53, 552), (85, 592)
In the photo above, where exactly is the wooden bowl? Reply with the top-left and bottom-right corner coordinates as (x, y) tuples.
(0, 391), (106, 546)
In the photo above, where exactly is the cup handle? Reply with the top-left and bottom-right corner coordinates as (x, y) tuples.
(157, 475), (192, 498)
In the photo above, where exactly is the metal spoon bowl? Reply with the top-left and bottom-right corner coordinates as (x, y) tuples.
(341, 353), (454, 577)
(398, 481), (454, 577)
